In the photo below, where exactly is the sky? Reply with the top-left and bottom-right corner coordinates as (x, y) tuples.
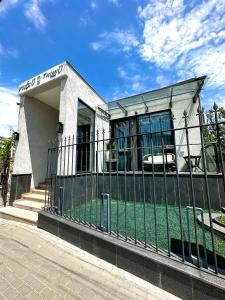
(0, 0), (225, 137)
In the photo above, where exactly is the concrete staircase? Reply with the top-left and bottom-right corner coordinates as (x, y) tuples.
(0, 189), (47, 225)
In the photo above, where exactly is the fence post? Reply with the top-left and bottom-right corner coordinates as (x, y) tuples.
(100, 193), (110, 232)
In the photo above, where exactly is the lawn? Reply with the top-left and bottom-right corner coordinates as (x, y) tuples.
(66, 199), (225, 261)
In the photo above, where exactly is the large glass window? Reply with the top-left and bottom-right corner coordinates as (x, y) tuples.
(138, 111), (173, 157)
(76, 100), (95, 172)
(111, 111), (174, 171)
(113, 120), (131, 170)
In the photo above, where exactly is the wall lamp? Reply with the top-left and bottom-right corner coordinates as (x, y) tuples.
(56, 122), (64, 134)
(12, 131), (19, 141)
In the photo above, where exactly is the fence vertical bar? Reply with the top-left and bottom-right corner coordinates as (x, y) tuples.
(141, 132), (147, 247)
(149, 116), (158, 251)
(184, 110), (200, 267)
(132, 132), (137, 244)
(44, 146), (50, 210)
(96, 130), (99, 229)
(116, 134), (119, 238)
(160, 116), (170, 256)
(90, 132), (94, 227)
(58, 136), (63, 215)
(109, 131), (112, 235)
(79, 131), (84, 223)
(66, 136), (71, 218)
(172, 114), (185, 262)
(70, 135), (75, 220)
(198, 106), (218, 273)
(124, 135), (127, 241)
(85, 130), (88, 223)
(62, 136), (67, 216)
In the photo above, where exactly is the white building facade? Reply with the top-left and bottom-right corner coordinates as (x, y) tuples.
(11, 61), (206, 201)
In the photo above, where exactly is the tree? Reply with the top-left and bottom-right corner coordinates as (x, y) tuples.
(0, 133), (15, 206)
(203, 104), (225, 171)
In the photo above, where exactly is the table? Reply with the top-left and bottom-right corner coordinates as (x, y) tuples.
(183, 155), (201, 172)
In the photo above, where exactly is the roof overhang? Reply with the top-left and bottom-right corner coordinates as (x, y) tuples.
(18, 62), (68, 96)
(98, 76), (207, 119)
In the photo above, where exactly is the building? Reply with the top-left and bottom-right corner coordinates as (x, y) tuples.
(7, 62), (225, 293)
(11, 61), (205, 201)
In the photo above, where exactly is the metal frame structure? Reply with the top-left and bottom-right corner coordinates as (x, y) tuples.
(44, 105), (225, 276)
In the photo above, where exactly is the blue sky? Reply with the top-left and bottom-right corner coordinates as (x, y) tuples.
(0, 0), (225, 136)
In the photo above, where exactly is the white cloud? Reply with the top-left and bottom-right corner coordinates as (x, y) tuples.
(0, 0), (54, 30)
(0, 43), (19, 59)
(117, 66), (149, 94)
(91, 29), (139, 53)
(25, 0), (46, 30)
(25, 0), (55, 30)
(138, 0), (225, 89)
(91, 0), (97, 9)
(0, 44), (4, 55)
(108, 0), (120, 6)
(176, 44), (225, 87)
(155, 74), (171, 87)
(0, 0), (19, 15)
(117, 66), (127, 79)
(0, 87), (19, 137)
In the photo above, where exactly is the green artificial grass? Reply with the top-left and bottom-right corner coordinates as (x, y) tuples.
(66, 199), (225, 259)
(217, 215), (225, 225)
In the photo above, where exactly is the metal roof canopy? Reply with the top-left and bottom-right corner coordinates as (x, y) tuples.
(98, 76), (206, 117)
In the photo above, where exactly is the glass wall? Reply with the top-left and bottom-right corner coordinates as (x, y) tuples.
(112, 110), (174, 170)
(138, 111), (173, 155)
(113, 120), (131, 170)
(76, 100), (95, 172)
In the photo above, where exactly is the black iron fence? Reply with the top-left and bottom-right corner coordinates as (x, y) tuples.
(44, 106), (225, 276)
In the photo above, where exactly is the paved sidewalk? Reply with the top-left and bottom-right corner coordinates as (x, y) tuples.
(0, 219), (180, 300)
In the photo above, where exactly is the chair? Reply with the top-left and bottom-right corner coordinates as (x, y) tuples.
(143, 153), (176, 171)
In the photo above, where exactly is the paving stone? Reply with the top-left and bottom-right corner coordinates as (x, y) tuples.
(0, 219), (179, 300)
(0, 293), (6, 300)
(17, 285), (32, 297)
(25, 290), (43, 300)
(2, 286), (18, 300)
(14, 294), (26, 300)
(40, 286), (56, 299)
(0, 279), (10, 292)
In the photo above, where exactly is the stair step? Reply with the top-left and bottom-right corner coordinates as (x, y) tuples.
(13, 200), (43, 212)
(31, 189), (48, 196)
(21, 193), (46, 202)
(0, 206), (38, 225)
(38, 184), (48, 190)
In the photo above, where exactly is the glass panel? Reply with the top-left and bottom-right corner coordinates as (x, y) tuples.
(98, 77), (205, 120)
(113, 120), (131, 170)
(77, 100), (95, 172)
(138, 111), (174, 163)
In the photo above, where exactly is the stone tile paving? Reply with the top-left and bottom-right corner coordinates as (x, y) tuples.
(0, 219), (180, 300)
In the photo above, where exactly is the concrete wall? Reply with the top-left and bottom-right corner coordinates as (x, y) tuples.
(172, 97), (201, 171)
(13, 62), (108, 190)
(53, 172), (225, 212)
(38, 211), (225, 300)
(58, 64), (109, 174)
(59, 64), (107, 138)
(13, 96), (58, 188)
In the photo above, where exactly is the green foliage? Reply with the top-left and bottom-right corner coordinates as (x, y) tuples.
(203, 106), (225, 161)
(0, 131), (15, 206)
(217, 215), (225, 225)
(0, 136), (14, 162)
